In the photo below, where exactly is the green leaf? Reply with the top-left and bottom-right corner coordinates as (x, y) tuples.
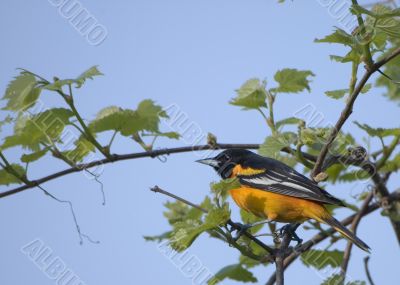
(365, 5), (400, 39)
(354, 121), (400, 137)
(2, 108), (74, 151)
(315, 28), (354, 46)
(301, 249), (344, 270)
(75, 66), (103, 88)
(211, 178), (240, 201)
(361, 83), (372, 94)
(275, 117), (303, 129)
(62, 135), (95, 163)
(2, 72), (41, 111)
(376, 46), (400, 102)
(0, 115), (13, 132)
(330, 49), (362, 64)
(208, 264), (257, 285)
(338, 170), (371, 182)
(321, 274), (342, 285)
(324, 85), (370, 99)
(259, 132), (297, 158)
(170, 205), (230, 251)
(150, 131), (180, 139)
(380, 153), (400, 172)
(43, 66), (103, 91)
(230, 79), (267, 109)
(325, 89), (348, 99)
(352, 3), (400, 19)
(21, 147), (49, 163)
(240, 209), (264, 234)
(272, 69), (315, 93)
(89, 100), (168, 136)
(0, 164), (25, 185)
(143, 231), (171, 242)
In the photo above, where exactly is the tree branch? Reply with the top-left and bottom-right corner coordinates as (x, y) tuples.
(339, 192), (374, 283)
(275, 231), (292, 285)
(265, 191), (400, 285)
(0, 143), (259, 199)
(312, 46), (400, 178)
(149, 185), (275, 258)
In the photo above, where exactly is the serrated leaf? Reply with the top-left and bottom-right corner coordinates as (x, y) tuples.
(230, 78), (267, 109)
(2, 108), (74, 151)
(380, 153), (400, 172)
(365, 5), (400, 39)
(325, 89), (348, 99)
(21, 147), (49, 163)
(354, 121), (400, 137)
(75, 66), (103, 88)
(170, 205), (230, 251)
(330, 49), (362, 64)
(211, 178), (240, 201)
(315, 28), (354, 46)
(272, 69), (315, 93)
(2, 72), (41, 111)
(89, 100), (168, 136)
(275, 117), (303, 129)
(259, 132), (297, 159)
(352, 3), (400, 19)
(208, 264), (257, 285)
(321, 274), (342, 285)
(62, 135), (95, 163)
(43, 66), (103, 91)
(301, 249), (344, 270)
(0, 164), (25, 185)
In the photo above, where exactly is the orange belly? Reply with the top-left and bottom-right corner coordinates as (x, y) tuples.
(229, 187), (327, 223)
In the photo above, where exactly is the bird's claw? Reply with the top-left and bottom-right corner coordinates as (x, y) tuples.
(229, 222), (252, 241)
(277, 223), (303, 246)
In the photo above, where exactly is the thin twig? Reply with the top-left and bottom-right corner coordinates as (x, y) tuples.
(265, 191), (400, 285)
(312, 46), (400, 178)
(363, 256), (376, 285)
(0, 143), (259, 199)
(150, 185), (275, 257)
(339, 192), (374, 283)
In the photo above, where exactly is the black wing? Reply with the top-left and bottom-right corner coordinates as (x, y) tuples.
(239, 156), (344, 206)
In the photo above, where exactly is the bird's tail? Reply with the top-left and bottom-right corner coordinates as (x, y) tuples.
(318, 215), (370, 253)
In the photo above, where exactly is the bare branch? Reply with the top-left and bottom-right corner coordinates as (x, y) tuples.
(0, 143), (259, 199)
(339, 192), (374, 282)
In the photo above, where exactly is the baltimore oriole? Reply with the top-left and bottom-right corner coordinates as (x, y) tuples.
(197, 148), (370, 252)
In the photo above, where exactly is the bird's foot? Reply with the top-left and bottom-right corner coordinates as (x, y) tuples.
(277, 223), (303, 246)
(229, 220), (269, 241)
(229, 222), (252, 241)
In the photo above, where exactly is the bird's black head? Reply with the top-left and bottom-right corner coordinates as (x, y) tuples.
(196, 148), (254, 179)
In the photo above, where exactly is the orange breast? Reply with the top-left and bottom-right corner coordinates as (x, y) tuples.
(229, 186), (327, 223)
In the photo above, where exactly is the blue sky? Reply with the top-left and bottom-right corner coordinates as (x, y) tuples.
(0, 0), (399, 284)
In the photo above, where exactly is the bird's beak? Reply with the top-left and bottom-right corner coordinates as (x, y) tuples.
(196, 158), (220, 167)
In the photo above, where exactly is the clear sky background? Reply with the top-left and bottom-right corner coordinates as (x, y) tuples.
(0, 0), (399, 284)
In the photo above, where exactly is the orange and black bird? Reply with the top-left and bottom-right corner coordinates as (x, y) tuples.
(197, 148), (370, 252)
